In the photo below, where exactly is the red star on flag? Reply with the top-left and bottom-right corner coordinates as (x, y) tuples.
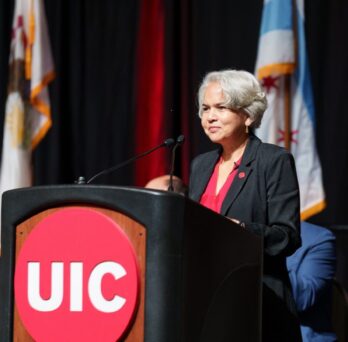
(261, 75), (279, 93)
(277, 129), (299, 144)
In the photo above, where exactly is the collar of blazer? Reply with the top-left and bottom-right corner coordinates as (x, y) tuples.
(192, 134), (262, 215)
(220, 134), (261, 215)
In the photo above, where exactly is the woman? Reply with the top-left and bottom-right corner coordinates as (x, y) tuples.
(189, 69), (302, 341)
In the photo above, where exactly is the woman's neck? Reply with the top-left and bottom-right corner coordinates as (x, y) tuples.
(220, 134), (249, 163)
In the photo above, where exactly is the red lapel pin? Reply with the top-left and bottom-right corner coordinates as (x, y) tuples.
(238, 171), (246, 179)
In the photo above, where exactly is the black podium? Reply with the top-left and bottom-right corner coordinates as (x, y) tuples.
(0, 185), (262, 341)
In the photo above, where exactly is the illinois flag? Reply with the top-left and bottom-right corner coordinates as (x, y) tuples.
(255, 0), (325, 220)
(0, 0), (54, 235)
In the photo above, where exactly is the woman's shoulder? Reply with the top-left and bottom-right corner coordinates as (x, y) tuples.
(257, 141), (294, 162)
(190, 149), (220, 179)
(258, 141), (288, 154)
(248, 134), (292, 159)
(191, 148), (220, 165)
(249, 139), (296, 175)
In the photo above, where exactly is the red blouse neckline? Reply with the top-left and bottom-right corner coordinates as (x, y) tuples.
(199, 156), (242, 214)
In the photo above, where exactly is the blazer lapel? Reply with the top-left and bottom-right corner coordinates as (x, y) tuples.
(220, 134), (261, 216)
(191, 149), (220, 201)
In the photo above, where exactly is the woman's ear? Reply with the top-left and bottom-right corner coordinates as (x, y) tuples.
(245, 117), (253, 127)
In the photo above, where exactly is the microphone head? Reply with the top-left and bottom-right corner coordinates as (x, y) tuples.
(164, 138), (175, 147)
(176, 135), (185, 145)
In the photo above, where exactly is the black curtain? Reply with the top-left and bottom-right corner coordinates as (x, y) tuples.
(27, 0), (140, 186)
(0, 0), (348, 225)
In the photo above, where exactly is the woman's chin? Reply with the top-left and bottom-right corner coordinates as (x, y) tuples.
(205, 132), (221, 143)
(208, 137), (222, 144)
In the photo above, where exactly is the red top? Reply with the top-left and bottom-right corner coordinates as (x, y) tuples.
(200, 157), (241, 214)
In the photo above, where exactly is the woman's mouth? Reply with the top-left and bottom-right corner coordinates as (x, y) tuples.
(208, 126), (220, 133)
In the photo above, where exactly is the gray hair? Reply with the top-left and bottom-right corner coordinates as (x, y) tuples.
(197, 69), (267, 128)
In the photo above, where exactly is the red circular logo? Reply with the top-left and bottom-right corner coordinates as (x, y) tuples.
(14, 207), (139, 342)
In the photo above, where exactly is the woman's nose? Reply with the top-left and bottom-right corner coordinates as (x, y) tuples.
(207, 109), (217, 121)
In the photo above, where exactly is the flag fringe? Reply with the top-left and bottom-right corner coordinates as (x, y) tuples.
(30, 70), (55, 149)
(300, 200), (326, 221)
(257, 63), (295, 79)
(31, 117), (51, 149)
(30, 70), (56, 101)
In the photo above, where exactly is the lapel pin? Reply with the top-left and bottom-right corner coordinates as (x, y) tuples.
(238, 172), (246, 179)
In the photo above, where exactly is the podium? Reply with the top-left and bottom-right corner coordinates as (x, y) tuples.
(0, 185), (262, 341)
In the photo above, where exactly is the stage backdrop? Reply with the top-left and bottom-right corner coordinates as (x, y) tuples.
(0, 0), (348, 226)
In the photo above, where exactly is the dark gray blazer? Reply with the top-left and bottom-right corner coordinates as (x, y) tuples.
(189, 134), (302, 340)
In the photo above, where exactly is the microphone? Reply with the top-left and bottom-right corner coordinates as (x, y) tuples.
(168, 135), (185, 191)
(85, 137), (175, 184)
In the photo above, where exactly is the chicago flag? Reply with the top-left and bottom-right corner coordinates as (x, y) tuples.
(255, 0), (325, 219)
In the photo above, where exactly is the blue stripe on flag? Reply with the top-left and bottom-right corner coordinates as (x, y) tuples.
(261, 0), (293, 35)
(294, 7), (315, 124)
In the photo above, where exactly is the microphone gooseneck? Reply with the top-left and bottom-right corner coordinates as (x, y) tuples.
(86, 137), (175, 184)
(168, 135), (185, 191)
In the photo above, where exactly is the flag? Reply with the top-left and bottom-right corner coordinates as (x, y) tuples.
(255, 0), (325, 220)
(0, 0), (55, 240)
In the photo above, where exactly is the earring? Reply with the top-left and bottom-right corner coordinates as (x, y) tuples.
(245, 125), (249, 134)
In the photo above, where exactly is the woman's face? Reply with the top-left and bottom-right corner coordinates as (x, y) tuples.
(201, 82), (251, 145)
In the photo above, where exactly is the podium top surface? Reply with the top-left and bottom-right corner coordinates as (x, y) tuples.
(2, 184), (185, 223)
